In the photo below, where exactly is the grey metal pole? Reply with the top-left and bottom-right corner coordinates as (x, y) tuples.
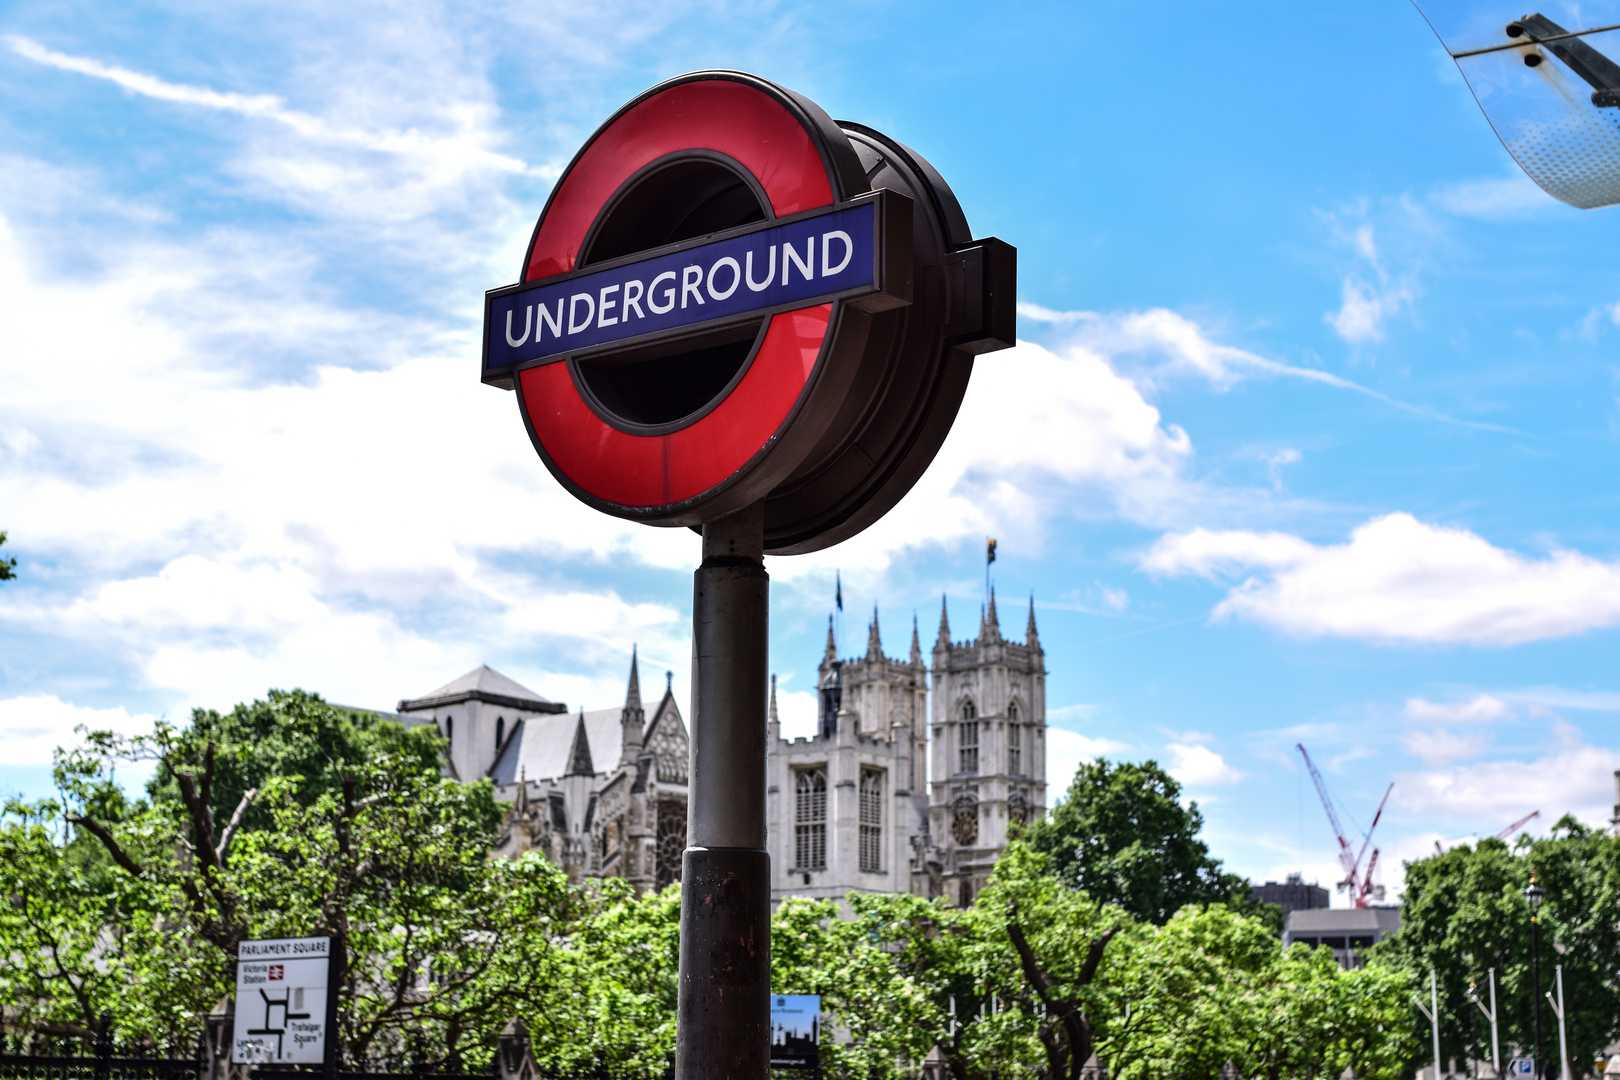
(1433, 970), (1444, 1080)
(676, 502), (770, 1080)
(1549, 965), (1568, 1080)
(1490, 968), (1501, 1079)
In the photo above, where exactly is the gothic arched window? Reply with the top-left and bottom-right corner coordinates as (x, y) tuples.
(445, 715), (454, 743)
(959, 879), (974, 908)
(958, 713), (979, 775)
(1007, 701), (1019, 721)
(495, 716), (505, 748)
(859, 769), (884, 873)
(960, 700), (977, 720)
(1008, 723), (1022, 777)
(795, 768), (827, 870)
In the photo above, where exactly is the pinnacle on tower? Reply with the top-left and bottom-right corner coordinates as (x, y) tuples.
(824, 613), (838, 663)
(936, 594), (951, 648)
(624, 645), (643, 712)
(1026, 593), (1041, 649)
(910, 613), (923, 664)
(867, 604), (883, 660)
(985, 585), (1002, 642)
(768, 674), (780, 727)
(619, 645), (645, 766)
(567, 711), (595, 776)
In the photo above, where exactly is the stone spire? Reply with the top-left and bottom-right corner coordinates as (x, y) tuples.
(619, 646), (645, 766)
(936, 594), (951, 648)
(1026, 594), (1041, 650)
(824, 614), (838, 663)
(768, 674), (780, 730)
(566, 711), (595, 776)
(910, 613), (923, 665)
(866, 604), (883, 661)
(984, 585), (1002, 642)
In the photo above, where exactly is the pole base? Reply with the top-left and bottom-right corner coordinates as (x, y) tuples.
(675, 846), (771, 1080)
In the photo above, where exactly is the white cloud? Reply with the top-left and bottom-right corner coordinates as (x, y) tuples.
(1403, 693), (1512, 723)
(1393, 743), (1620, 827)
(1431, 174), (1553, 218)
(1326, 276), (1415, 343)
(0, 695), (158, 767)
(4, 35), (527, 177)
(1166, 740), (1245, 786)
(803, 336), (1197, 572)
(1020, 304), (1375, 394)
(1046, 727), (1127, 794)
(1143, 513), (1620, 646)
(1400, 727), (1494, 767)
(1316, 210), (1424, 345)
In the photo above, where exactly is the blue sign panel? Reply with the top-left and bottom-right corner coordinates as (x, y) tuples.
(484, 201), (880, 381)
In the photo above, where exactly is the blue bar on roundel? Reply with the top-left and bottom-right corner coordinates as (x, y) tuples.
(484, 202), (877, 376)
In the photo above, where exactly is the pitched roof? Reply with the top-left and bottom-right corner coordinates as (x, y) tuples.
(487, 685), (687, 787)
(397, 665), (566, 714)
(488, 707), (624, 785)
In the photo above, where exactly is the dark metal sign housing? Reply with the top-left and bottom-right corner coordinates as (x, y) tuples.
(482, 70), (1015, 554)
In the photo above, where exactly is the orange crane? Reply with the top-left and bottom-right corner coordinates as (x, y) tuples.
(1297, 743), (1391, 907)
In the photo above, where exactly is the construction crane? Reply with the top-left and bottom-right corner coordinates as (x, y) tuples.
(1495, 810), (1540, 841)
(1297, 743), (1391, 908)
(1435, 810), (1541, 856)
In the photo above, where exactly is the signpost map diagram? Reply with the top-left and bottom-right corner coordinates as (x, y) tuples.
(232, 936), (332, 1065)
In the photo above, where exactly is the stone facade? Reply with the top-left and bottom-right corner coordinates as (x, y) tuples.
(397, 590), (1045, 904)
(925, 590), (1047, 907)
(397, 652), (689, 890)
(765, 592), (1046, 906)
(766, 611), (928, 902)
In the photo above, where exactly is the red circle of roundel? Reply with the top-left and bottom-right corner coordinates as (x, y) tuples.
(517, 78), (837, 511)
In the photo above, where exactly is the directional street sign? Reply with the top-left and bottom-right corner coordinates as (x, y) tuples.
(232, 936), (333, 1065)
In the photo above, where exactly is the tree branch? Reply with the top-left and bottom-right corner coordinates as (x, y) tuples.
(216, 788), (259, 862)
(65, 815), (144, 877)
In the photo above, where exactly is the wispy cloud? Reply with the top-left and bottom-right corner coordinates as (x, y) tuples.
(5, 35), (531, 174)
(1017, 303), (1504, 430)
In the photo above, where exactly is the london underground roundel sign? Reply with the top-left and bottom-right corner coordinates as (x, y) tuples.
(483, 71), (1014, 554)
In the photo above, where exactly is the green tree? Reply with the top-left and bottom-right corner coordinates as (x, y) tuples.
(1376, 818), (1620, 1078)
(6, 692), (574, 1066)
(1024, 757), (1262, 925)
(535, 879), (682, 1078)
(0, 530), (15, 581)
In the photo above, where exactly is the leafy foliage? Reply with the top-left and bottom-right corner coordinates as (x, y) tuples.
(1375, 817), (1620, 1077)
(2, 703), (1420, 1080)
(0, 530), (14, 581)
(1023, 757), (1268, 926)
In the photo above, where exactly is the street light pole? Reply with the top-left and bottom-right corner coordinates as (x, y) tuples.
(1525, 875), (1546, 1080)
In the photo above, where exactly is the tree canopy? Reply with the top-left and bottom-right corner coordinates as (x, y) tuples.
(1023, 757), (1261, 925)
(1374, 817), (1620, 1077)
(2, 701), (1419, 1080)
(0, 530), (15, 581)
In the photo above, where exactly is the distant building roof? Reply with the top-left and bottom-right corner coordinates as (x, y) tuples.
(489, 708), (620, 783)
(1285, 906), (1402, 936)
(397, 664), (567, 715)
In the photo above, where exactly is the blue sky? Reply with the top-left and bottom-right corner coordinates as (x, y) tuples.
(5, 0), (1620, 901)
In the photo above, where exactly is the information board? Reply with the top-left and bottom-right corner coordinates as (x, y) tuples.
(232, 936), (332, 1064)
(769, 995), (820, 1068)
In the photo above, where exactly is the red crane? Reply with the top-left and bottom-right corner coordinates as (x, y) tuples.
(1297, 743), (1391, 908)
(1494, 809), (1540, 841)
